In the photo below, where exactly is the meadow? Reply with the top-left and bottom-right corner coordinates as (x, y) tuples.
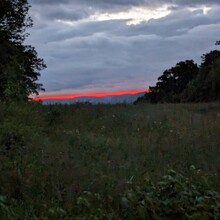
(0, 102), (220, 219)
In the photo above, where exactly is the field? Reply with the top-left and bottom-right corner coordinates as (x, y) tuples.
(0, 102), (220, 219)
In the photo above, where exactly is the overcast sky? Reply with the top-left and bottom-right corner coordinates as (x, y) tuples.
(27, 0), (220, 96)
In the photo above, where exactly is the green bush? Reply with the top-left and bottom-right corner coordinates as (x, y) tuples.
(120, 166), (220, 219)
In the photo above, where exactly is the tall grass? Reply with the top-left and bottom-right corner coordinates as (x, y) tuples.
(0, 102), (220, 218)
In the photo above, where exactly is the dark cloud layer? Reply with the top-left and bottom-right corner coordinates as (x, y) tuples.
(27, 0), (220, 95)
(30, 0), (220, 22)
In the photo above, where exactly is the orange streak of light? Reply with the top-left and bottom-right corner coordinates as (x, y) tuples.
(33, 90), (148, 101)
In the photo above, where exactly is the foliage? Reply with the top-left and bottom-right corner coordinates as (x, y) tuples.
(192, 50), (220, 102)
(149, 60), (199, 103)
(121, 166), (220, 219)
(0, 0), (46, 102)
(0, 102), (220, 219)
(138, 50), (220, 103)
(0, 0), (32, 43)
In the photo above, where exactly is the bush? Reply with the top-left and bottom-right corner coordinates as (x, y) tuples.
(64, 166), (220, 219)
(120, 166), (220, 219)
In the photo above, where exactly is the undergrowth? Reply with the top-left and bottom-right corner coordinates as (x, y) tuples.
(0, 102), (220, 219)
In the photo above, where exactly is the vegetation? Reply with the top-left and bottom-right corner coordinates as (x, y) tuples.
(136, 49), (220, 104)
(0, 1), (220, 219)
(0, 0), (46, 101)
(0, 102), (220, 219)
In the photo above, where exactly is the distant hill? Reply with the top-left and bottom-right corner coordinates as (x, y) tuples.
(41, 92), (145, 105)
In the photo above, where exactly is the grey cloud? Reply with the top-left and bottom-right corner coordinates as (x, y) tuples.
(29, 0), (220, 23)
(31, 0), (220, 6)
(46, 8), (89, 21)
(30, 0), (220, 9)
(172, 0), (220, 6)
(26, 1), (220, 94)
(29, 4), (90, 23)
(29, 0), (70, 5)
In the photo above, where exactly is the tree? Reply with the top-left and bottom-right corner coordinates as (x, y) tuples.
(0, 0), (46, 101)
(0, 0), (32, 43)
(208, 58), (220, 100)
(197, 50), (220, 101)
(147, 60), (199, 103)
(135, 47), (220, 104)
(184, 50), (220, 102)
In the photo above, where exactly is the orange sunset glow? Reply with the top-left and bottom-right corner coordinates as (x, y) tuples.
(33, 90), (147, 101)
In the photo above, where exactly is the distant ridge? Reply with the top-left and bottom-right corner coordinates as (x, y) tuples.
(39, 92), (145, 105)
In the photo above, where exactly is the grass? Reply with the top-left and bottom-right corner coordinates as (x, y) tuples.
(0, 102), (220, 219)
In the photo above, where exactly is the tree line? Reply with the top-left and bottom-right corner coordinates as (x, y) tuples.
(0, 0), (46, 102)
(136, 47), (220, 103)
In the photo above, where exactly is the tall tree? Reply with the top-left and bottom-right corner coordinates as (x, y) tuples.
(0, 0), (46, 101)
(148, 60), (199, 103)
(195, 50), (220, 101)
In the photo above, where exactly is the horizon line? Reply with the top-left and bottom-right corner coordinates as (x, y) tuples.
(33, 89), (147, 101)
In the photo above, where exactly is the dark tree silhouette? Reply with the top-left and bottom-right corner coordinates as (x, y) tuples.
(147, 60), (199, 103)
(0, 0), (46, 101)
(137, 50), (220, 104)
(190, 50), (220, 101)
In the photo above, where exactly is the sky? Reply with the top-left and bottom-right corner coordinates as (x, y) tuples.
(27, 0), (220, 97)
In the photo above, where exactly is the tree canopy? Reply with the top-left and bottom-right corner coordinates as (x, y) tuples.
(147, 60), (199, 103)
(136, 49), (220, 104)
(0, 0), (46, 101)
